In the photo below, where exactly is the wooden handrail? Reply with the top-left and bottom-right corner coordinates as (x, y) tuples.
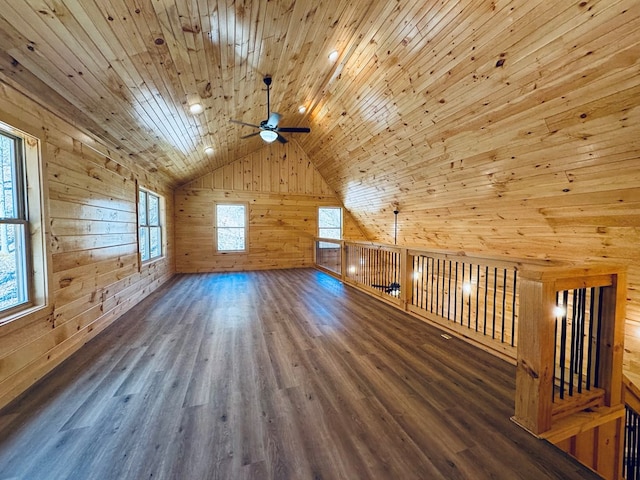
(513, 266), (626, 436)
(314, 239), (628, 479)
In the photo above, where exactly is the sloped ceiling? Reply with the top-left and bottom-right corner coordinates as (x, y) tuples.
(0, 0), (638, 248)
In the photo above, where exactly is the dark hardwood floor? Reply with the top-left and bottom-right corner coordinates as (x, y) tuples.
(0, 269), (600, 479)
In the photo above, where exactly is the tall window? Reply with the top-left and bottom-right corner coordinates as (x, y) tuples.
(0, 121), (46, 321)
(215, 203), (247, 252)
(318, 207), (342, 239)
(0, 130), (29, 312)
(138, 189), (163, 262)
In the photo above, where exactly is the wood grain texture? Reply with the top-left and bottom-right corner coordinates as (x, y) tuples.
(175, 141), (366, 272)
(1, 0), (640, 408)
(0, 81), (175, 410)
(0, 269), (601, 480)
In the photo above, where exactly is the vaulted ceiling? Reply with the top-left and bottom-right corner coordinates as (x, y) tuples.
(0, 0), (638, 248)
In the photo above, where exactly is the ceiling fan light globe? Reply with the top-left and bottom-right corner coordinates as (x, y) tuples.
(260, 130), (278, 143)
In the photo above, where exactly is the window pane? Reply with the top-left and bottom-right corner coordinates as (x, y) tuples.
(0, 223), (28, 310)
(139, 227), (149, 261)
(148, 194), (159, 226)
(0, 133), (18, 219)
(138, 191), (147, 226)
(319, 228), (341, 240)
(218, 227), (245, 251)
(319, 207), (341, 229)
(150, 227), (161, 258)
(217, 204), (245, 228)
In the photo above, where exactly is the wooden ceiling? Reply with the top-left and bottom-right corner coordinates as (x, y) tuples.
(0, 1), (638, 239)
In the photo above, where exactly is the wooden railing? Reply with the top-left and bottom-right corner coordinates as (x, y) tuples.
(314, 238), (343, 277)
(344, 242), (403, 305)
(407, 250), (522, 360)
(513, 266), (626, 432)
(314, 239), (628, 479)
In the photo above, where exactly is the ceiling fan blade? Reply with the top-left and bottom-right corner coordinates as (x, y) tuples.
(230, 119), (261, 129)
(266, 112), (281, 129)
(276, 134), (288, 144)
(276, 127), (311, 133)
(240, 132), (261, 139)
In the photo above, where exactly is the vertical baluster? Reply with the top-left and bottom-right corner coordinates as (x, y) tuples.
(377, 249), (380, 287)
(435, 258), (440, 315)
(501, 269), (507, 343)
(430, 257), (435, 313)
(454, 262), (459, 323)
(484, 266), (489, 335)
(440, 259), (447, 317)
(586, 287), (596, 390)
(379, 249), (383, 291)
(492, 267), (498, 339)
(460, 262), (465, 326)
(390, 250), (394, 290)
(569, 289), (578, 396)
(422, 257), (431, 310)
(468, 263), (472, 328)
(577, 288), (586, 393)
(560, 290), (569, 399)
(394, 251), (399, 288)
(447, 260), (452, 321)
(415, 256), (420, 308)
(511, 269), (517, 347)
(372, 248), (376, 288)
(475, 264), (480, 332)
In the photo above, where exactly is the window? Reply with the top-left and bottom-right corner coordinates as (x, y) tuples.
(318, 207), (342, 239)
(0, 121), (46, 321)
(138, 189), (163, 262)
(215, 203), (247, 252)
(0, 131), (29, 312)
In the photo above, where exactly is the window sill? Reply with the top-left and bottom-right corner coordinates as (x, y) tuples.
(140, 255), (166, 269)
(0, 302), (52, 328)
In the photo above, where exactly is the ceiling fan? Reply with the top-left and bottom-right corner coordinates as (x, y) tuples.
(230, 76), (310, 144)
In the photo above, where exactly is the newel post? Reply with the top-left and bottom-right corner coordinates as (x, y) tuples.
(513, 271), (556, 435)
(598, 270), (627, 407)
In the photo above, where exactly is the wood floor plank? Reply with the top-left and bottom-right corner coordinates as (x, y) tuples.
(0, 269), (602, 479)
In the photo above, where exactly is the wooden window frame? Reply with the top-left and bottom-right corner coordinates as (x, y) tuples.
(318, 206), (342, 240)
(214, 202), (248, 253)
(0, 121), (48, 325)
(138, 187), (164, 264)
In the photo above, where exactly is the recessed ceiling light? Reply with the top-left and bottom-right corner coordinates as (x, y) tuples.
(298, 105), (307, 114)
(204, 146), (214, 155)
(328, 50), (339, 62)
(189, 103), (204, 114)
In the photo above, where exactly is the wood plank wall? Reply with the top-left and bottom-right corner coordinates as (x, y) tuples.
(298, 1), (640, 381)
(0, 81), (174, 410)
(175, 141), (365, 272)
